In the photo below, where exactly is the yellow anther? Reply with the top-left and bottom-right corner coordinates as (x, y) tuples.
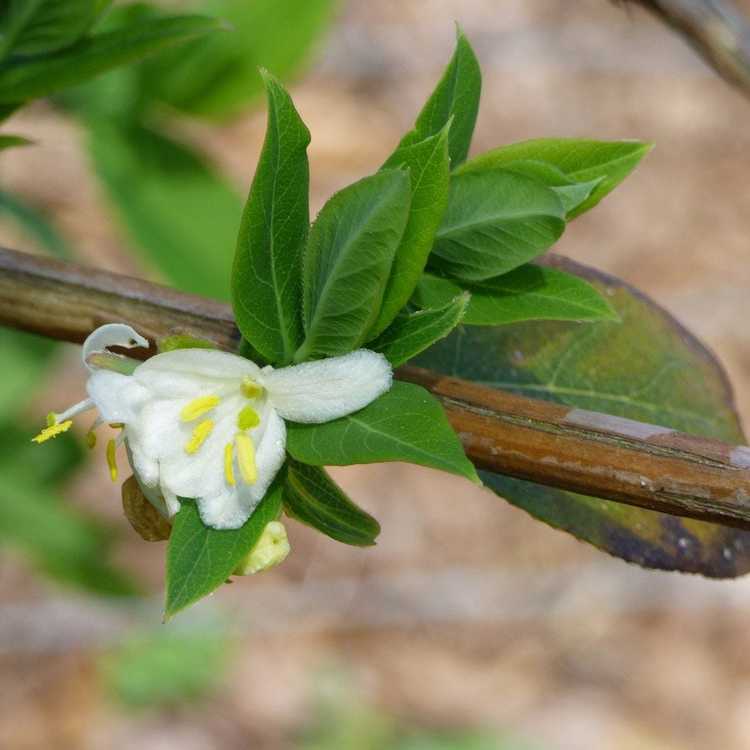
(237, 405), (260, 431)
(46, 412), (56, 427)
(86, 431), (97, 449)
(32, 420), (73, 444)
(224, 442), (236, 487)
(241, 377), (264, 399)
(184, 419), (214, 454)
(235, 433), (257, 484)
(109, 423), (124, 429)
(106, 439), (118, 482)
(180, 395), (220, 422)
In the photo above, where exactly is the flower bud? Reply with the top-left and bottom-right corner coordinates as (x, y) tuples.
(234, 521), (290, 575)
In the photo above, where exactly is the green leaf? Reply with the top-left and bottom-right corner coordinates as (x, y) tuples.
(286, 381), (480, 484)
(0, 15), (221, 104)
(143, 0), (337, 120)
(0, 189), (72, 258)
(370, 293), (469, 367)
(415, 255), (750, 577)
(164, 483), (283, 619)
(368, 128), (451, 338)
(430, 170), (565, 282)
(0, 134), (30, 150)
(0, 0), (111, 59)
(459, 139), (653, 219)
(0, 327), (56, 418)
(297, 169), (411, 361)
(284, 460), (380, 546)
(85, 119), (240, 300)
(397, 27), (480, 167)
(232, 72), (310, 364)
(0, 472), (137, 596)
(414, 265), (618, 326)
(496, 159), (602, 217)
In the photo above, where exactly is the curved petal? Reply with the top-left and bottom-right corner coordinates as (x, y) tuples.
(83, 324), (149, 371)
(247, 408), (286, 505)
(86, 370), (150, 423)
(135, 348), (259, 386)
(262, 349), (392, 423)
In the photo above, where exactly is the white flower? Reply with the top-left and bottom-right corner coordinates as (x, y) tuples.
(34, 324), (392, 530)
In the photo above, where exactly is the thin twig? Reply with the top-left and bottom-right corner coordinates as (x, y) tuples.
(623, 0), (750, 96)
(2, 246), (750, 529)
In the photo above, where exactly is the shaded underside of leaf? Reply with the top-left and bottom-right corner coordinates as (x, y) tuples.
(415, 254), (750, 577)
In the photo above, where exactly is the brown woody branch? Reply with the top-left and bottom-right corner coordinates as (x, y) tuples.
(624, 0), (750, 96)
(2, 246), (750, 529)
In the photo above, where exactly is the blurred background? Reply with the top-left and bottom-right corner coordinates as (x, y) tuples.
(2, 1), (750, 748)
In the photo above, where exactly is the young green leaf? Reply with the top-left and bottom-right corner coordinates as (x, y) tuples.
(297, 169), (411, 361)
(0, 0), (110, 60)
(284, 460), (380, 546)
(370, 293), (469, 367)
(414, 265), (618, 326)
(458, 139), (653, 219)
(368, 127), (451, 338)
(165, 483), (283, 619)
(495, 159), (603, 217)
(232, 72), (310, 364)
(397, 27), (480, 167)
(87, 120), (241, 300)
(286, 381), (480, 484)
(0, 15), (221, 104)
(415, 256), (750, 578)
(0, 189), (72, 258)
(430, 170), (565, 282)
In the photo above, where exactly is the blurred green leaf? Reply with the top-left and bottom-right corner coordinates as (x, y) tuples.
(415, 256), (750, 577)
(233, 72), (310, 363)
(369, 127), (451, 338)
(0, 189), (72, 257)
(371, 293), (469, 367)
(430, 170), (565, 282)
(0, 14), (221, 104)
(165, 483), (283, 619)
(397, 27), (481, 167)
(86, 119), (241, 299)
(0, 472), (136, 595)
(144, 0), (337, 119)
(414, 265), (617, 326)
(0, 133), (30, 149)
(299, 170), (411, 361)
(459, 139), (653, 219)
(0, 327), (56, 417)
(287, 381), (480, 484)
(0, 0), (111, 60)
(101, 624), (232, 708)
(284, 460), (380, 546)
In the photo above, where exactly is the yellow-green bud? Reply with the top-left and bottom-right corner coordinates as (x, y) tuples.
(234, 521), (290, 575)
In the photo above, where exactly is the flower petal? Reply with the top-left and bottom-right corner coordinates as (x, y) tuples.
(83, 323), (149, 371)
(135, 348), (259, 385)
(247, 408), (286, 505)
(86, 371), (150, 423)
(262, 349), (392, 423)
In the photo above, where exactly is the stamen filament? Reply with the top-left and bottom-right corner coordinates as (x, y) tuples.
(55, 398), (95, 423)
(184, 419), (214, 454)
(180, 395), (220, 422)
(224, 443), (236, 486)
(235, 433), (257, 484)
(106, 439), (118, 482)
(241, 377), (264, 399)
(237, 405), (260, 430)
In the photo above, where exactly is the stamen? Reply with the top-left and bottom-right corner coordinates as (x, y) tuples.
(86, 431), (97, 449)
(237, 405), (260, 431)
(184, 419), (214, 454)
(106, 439), (118, 482)
(180, 395), (220, 422)
(241, 377), (264, 399)
(55, 398), (95, 423)
(32, 420), (73, 444)
(235, 433), (257, 484)
(224, 443), (236, 486)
